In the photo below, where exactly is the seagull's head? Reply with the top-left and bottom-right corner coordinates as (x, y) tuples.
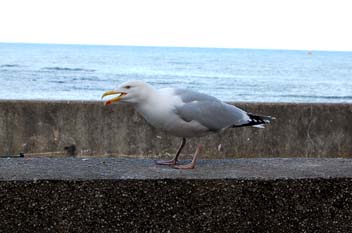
(101, 80), (154, 105)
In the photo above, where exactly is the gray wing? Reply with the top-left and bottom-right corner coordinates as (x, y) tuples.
(174, 89), (250, 131)
(174, 89), (221, 103)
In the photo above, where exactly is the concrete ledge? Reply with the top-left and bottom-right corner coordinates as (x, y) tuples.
(1, 157), (352, 180)
(1, 158), (352, 232)
(0, 100), (351, 158)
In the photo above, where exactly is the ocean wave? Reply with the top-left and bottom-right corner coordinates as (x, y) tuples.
(279, 95), (352, 100)
(42, 67), (95, 72)
(71, 86), (105, 91)
(72, 77), (99, 81)
(167, 61), (190, 65)
(49, 80), (66, 84)
(0, 64), (20, 68)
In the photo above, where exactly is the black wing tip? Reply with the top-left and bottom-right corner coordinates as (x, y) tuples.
(233, 113), (275, 128)
(248, 113), (275, 123)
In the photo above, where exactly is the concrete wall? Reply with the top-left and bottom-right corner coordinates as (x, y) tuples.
(1, 158), (352, 232)
(0, 100), (351, 158)
(2, 178), (351, 233)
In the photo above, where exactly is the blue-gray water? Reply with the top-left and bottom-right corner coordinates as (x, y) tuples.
(1, 43), (351, 102)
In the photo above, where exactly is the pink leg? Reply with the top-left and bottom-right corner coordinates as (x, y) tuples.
(173, 144), (202, 169)
(156, 138), (186, 165)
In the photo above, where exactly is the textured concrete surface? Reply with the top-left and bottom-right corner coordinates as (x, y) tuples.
(1, 157), (352, 180)
(0, 100), (351, 158)
(0, 158), (352, 232)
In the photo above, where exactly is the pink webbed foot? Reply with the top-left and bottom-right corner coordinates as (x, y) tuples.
(171, 144), (202, 170)
(172, 162), (196, 169)
(155, 138), (186, 166)
(155, 159), (177, 165)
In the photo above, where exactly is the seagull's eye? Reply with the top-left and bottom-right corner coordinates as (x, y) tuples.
(125, 85), (131, 89)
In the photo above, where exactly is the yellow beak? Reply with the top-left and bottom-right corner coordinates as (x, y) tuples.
(101, 90), (127, 106)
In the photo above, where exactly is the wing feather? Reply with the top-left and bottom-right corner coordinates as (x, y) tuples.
(173, 89), (250, 131)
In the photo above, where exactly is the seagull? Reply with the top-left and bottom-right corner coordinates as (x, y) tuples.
(102, 80), (273, 169)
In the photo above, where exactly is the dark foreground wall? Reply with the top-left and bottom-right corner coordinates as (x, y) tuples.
(2, 179), (352, 233)
(0, 100), (351, 158)
(1, 158), (352, 233)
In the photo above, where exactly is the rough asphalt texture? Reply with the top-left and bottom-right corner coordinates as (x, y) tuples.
(1, 158), (352, 232)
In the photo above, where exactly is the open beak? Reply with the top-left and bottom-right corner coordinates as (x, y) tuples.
(101, 90), (127, 106)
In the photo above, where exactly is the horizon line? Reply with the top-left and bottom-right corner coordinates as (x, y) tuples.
(1, 41), (351, 53)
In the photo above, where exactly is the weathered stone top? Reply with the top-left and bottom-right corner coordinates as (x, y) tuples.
(1, 157), (352, 181)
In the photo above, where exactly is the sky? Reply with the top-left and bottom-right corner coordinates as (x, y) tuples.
(0, 0), (352, 51)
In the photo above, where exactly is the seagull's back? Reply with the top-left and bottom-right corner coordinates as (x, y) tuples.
(173, 88), (250, 131)
(135, 87), (251, 138)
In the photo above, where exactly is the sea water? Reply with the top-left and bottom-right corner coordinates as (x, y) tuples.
(0, 43), (351, 102)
